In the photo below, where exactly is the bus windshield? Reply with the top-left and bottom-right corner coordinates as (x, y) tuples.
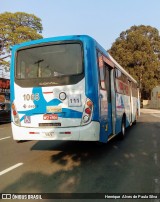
(16, 43), (83, 80)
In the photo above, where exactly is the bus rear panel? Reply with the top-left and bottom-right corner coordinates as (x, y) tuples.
(11, 36), (100, 141)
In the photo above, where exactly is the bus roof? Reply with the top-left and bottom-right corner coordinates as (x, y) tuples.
(11, 34), (137, 84)
(108, 54), (137, 83)
(11, 35), (95, 51)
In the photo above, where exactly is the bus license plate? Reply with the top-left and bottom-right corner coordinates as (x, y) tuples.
(43, 132), (54, 138)
(43, 114), (58, 120)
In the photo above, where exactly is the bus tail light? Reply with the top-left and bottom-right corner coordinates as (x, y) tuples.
(12, 103), (21, 126)
(59, 131), (71, 134)
(81, 98), (93, 125)
(29, 132), (39, 134)
(85, 108), (91, 115)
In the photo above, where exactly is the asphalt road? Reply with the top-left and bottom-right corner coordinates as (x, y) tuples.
(0, 108), (160, 202)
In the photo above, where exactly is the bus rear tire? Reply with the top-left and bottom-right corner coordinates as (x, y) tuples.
(119, 116), (126, 139)
(133, 110), (138, 125)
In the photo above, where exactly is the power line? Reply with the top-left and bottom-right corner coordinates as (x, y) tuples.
(0, 55), (11, 61)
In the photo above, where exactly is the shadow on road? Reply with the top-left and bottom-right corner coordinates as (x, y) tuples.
(2, 121), (159, 199)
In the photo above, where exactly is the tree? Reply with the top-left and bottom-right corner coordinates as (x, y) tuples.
(109, 25), (160, 99)
(0, 12), (43, 71)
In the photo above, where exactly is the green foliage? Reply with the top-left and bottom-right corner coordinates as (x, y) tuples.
(0, 12), (43, 70)
(109, 25), (160, 99)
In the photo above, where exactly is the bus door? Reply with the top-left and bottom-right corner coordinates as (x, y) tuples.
(98, 54), (114, 142)
(129, 80), (133, 124)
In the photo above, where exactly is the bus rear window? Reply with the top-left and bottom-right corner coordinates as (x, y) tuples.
(16, 43), (83, 79)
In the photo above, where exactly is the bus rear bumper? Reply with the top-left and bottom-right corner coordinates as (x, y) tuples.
(11, 121), (100, 141)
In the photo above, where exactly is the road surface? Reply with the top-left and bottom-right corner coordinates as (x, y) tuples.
(0, 108), (160, 201)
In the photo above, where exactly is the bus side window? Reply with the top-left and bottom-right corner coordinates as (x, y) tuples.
(104, 64), (111, 103)
(97, 52), (106, 90)
(115, 68), (124, 94)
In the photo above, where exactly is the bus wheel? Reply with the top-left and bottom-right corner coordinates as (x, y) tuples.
(133, 110), (138, 125)
(16, 140), (29, 143)
(119, 116), (126, 139)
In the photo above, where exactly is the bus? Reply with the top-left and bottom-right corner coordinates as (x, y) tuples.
(10, 35), (140, 143)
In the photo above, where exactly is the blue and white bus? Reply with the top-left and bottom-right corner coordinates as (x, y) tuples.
(10, 35), (140, 142)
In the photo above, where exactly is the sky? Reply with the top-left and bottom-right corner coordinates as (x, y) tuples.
(0, 0), (160, 50)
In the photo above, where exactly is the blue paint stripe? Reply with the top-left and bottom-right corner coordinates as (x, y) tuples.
(18, 87), (82, 122)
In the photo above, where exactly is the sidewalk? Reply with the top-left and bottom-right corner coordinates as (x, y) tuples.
(140, 108), (160, 113)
